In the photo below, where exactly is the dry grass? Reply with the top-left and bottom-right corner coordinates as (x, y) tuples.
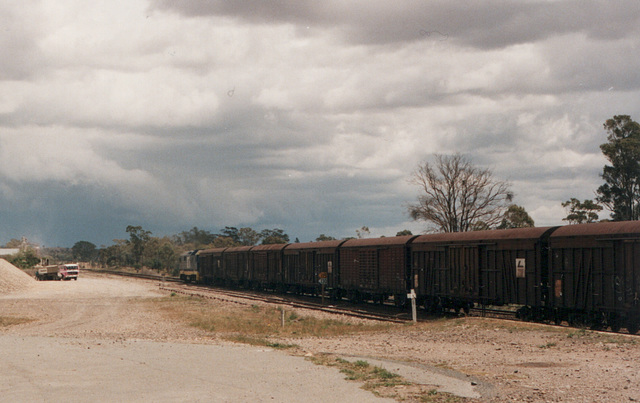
(0, 316), (33, 328)
(152, 295), (391, 340)
(309, 354), (469, 402)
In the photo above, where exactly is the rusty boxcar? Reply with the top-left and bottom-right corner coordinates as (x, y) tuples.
(282, 240), (345, 296)
(411, 227), (557, 314)
(548, 221), (640, 332)
(339, 235), (416, 304)
(222, 246), (252, 287)
(197, 247), (227, 285)
(249, 244), (287, 290)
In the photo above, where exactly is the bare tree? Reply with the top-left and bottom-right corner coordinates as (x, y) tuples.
(408, 154), (513, 232)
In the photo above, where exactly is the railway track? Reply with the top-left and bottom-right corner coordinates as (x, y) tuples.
(89, 269), (183, 283)
(161, 282), (409, 323)
(469, 305), (640, 336)
(91, 269), (640, 335)
(470, 306), (519, 320)
(92, 269), (409, 323)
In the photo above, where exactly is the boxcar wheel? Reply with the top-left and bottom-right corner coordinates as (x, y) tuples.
(463, 303), (472, 315)
(608, 313), (621, 332)
(553, 310), (564, 326)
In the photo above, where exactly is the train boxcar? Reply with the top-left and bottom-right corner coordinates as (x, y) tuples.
(249, 244), (287, 290)
(197, 247), (226, 285)
(282, 240), (345, 296)
(222, 246), (252, 287)
(548, 221), (640, 333)
(411, 227), (557, 314)
(339, 235), (416, 304)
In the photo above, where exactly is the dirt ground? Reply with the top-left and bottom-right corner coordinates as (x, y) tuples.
(2, 272), (639, 402)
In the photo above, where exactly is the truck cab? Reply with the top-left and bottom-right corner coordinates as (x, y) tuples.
(61, 264), (80, 280)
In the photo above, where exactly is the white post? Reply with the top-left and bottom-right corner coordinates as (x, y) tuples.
(407, 289), (417, 323)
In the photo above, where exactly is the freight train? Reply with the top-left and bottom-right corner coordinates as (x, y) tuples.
(179, 221), (640, 333)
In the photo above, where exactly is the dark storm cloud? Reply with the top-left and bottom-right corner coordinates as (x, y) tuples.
(224, 168), (410, 241)
(150, 0), (640, 48)
(0, 181), (141, 246)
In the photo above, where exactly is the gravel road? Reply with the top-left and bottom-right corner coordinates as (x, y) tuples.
(0, 275), (394, 402)
(0, 335), (395, 403)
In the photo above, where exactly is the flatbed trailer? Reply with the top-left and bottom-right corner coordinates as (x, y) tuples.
(35, 265), (61, 281)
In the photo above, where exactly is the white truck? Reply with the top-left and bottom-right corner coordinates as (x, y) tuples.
(35, 264), (80, 281)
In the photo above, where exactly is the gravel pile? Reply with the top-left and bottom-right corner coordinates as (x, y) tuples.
(0, 259), (35, 294)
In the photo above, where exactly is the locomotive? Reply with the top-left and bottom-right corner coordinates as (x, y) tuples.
(182, 221), (640, 333)
(178, 250), (199, 282)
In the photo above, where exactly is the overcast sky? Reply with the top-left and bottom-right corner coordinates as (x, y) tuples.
(1, 1), (639, 247)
